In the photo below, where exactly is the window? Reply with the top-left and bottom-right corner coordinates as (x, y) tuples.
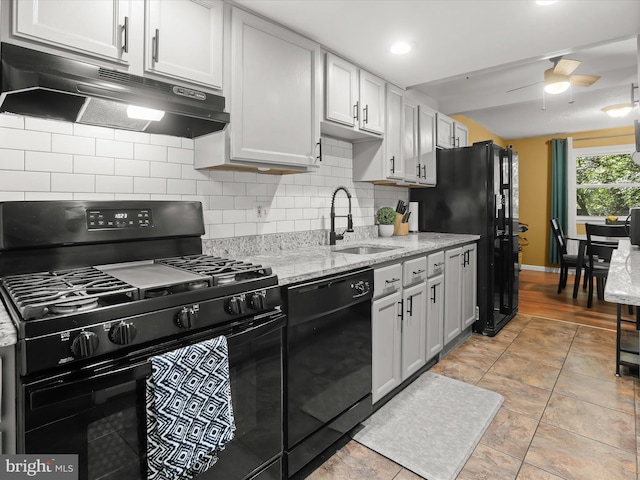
(568, 142), (639, 234)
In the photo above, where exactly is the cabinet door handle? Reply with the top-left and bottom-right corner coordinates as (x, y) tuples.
(431, 284), (437, 303)
(456, 137), (460, 148)
(385, 277), (400, 285)
(353, 101), (359, 121)
(398, 300), (404, 319)
(152, 29), (160, 62)
(407, 296), (413, 316)
(422, 165), (426, 178)
(416, 164), (421, 177)
(390, 156), (395, 174)
(316, 139), (322, 162)
(363, 105), (369, 124)
(413, 269), (425, 276)
(122, 16), (129, 53)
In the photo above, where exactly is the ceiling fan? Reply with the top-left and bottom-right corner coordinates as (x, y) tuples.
(507, 56), (601, 94)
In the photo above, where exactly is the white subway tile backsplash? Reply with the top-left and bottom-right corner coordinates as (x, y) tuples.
(96, 139), (133, 159)
(257, 222), (277, 235)
(96, 175), (133, 193)
(203, 209), (222, 225)
(51, 173), (94, 192)
(150, 162), (181, 179)
(168, 147), (194, 165)
(73, 123), (115, 140)
(222, 209), (246, 224)
(294, 196), (311, 209)
(286, 209), (304, 221)
(1, 128), (50, 152)
(72, 193), (115, 201)
(0, 171), (50, 191)
(25, 192), (73, 200)
(196, 180), (223, 195)
(209, 195), (235, 210)
(150, 194), (182, 201)
(234, 196), (256, 210)
(294, 220), (311, 232)
(222, 182), (246, 196)
(181, 138), (194, 150)
(135, 143), (167, 162)
(275, 197), (295, 209)
(25, 118), (73, 135)
(115, 193), (151, 200)
(149, 134), (182, 148)
(115, 130), (150, 144)
(210, 170), (235, 182)
(25, 151), (73, 173)
(0, 114), (25, 129)
(180, 195), (210, 209)
(52, 134), (95, 155)
(276, 220), (295, 233)
(1, 149), (25, 170)
(133, 177), (166, 194)
(0, 192), (25, 201)
(167, 178), (196, 195)
(74, 155), (115, 175)
(235, 223), (257, 237)
(115, 159), (150, 177)
(234, 171), (257, 183)
(181, 164), (209, 180)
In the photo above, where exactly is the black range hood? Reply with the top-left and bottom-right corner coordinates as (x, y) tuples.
(0, 43), (229, 138)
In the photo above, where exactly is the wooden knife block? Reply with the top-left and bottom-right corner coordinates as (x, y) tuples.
(393, 213), (408, 236)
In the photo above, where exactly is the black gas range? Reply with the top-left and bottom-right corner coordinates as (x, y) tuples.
(0, 201), (284, 480)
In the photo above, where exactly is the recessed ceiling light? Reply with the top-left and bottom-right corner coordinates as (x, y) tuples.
(536, 0), (558, 5)
(390, 41), (412, 55)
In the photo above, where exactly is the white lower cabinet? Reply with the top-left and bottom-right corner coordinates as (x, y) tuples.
(444, 243), (477, 346)
(372, 290), (402, 403)
(426, 273), (444, 361)
(401, 282), (427, 380)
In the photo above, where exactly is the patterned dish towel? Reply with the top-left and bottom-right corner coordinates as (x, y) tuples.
(146, 336), (235, 480)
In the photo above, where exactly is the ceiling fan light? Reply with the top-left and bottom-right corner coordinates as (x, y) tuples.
(544, 81), (570, 94)
(601, 103), (633, 118)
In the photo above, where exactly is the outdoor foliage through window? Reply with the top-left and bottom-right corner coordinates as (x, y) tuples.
(575, 153), (640, 217)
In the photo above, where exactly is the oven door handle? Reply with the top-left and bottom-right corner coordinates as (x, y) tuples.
(29, 362), (152, 410)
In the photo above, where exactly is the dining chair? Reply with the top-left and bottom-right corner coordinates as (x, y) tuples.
(584, 223), (628, 308)
(550, 218), (585, 294)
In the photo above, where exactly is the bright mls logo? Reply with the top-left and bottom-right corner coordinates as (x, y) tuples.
(0, 455), (78, 479)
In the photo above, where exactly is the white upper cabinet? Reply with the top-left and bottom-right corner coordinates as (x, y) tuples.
(325, 54), (358, 127)
(359, 70), (385, 135)
(454, 122), (469, 148)
(385, 83), (405, 180)
(436, 112), (468, 149)
(436, 112), (455, 149)
(228, 7), (321, 168)
(323, 53), (385, 139)
(403, 101), (418, 184)
(11, 0), (224, 89)
(417, 105), (436, 185)
(145, 0), (223, 89)
(13, 0), (132, 62)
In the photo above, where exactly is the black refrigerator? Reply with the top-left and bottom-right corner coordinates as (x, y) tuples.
(410, 141), (519, 336)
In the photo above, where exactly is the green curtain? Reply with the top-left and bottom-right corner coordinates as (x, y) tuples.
(549, 138), (568, 264)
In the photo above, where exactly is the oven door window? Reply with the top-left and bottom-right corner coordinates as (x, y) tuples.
(22, 319), (283, 480)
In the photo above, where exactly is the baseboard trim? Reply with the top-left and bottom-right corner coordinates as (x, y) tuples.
(520, 264), (559, 273)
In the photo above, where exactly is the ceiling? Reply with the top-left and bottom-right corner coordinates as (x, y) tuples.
(233, 0), (640, 140)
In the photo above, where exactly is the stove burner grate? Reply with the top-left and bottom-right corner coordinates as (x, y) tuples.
(1, 267), (138, 320)
(156, 255), (272, 285)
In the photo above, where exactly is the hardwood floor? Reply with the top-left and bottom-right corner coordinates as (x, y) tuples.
(518, 268), (620, 330)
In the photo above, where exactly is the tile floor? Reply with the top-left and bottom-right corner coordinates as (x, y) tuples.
(305, 314), (639, 480)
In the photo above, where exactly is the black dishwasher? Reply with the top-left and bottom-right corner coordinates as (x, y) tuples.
(283, 267), (373, 478)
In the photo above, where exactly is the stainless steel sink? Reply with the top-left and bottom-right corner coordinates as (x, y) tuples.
(334, 246), (397, 255)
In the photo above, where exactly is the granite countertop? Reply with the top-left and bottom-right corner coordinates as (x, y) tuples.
(0, 232), (479, 347)
(243, 232), (480, 286)
(604, 239), (640, 306)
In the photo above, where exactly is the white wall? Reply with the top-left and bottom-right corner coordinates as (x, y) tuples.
(0, 113), (408, 241)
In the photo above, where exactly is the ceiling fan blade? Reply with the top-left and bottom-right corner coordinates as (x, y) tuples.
(506, 81), (543, 93)
(553, 58), (581, 76)
(569, 74), (601, 87)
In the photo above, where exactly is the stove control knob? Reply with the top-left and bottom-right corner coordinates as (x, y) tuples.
(176, 306), (199, 329)
(109, 321), (138, 345)
(70, 331), (99, 358)
(227, 296), (246, 315)
(249, 292), (267, 310)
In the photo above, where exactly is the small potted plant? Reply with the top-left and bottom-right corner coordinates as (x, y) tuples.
(376, 207), (396, 237)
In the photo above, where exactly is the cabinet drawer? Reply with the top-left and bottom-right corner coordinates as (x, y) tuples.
(374, 263), (403, 298)
(428, 251), (445, 277)
(403, 257), (427, 286)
